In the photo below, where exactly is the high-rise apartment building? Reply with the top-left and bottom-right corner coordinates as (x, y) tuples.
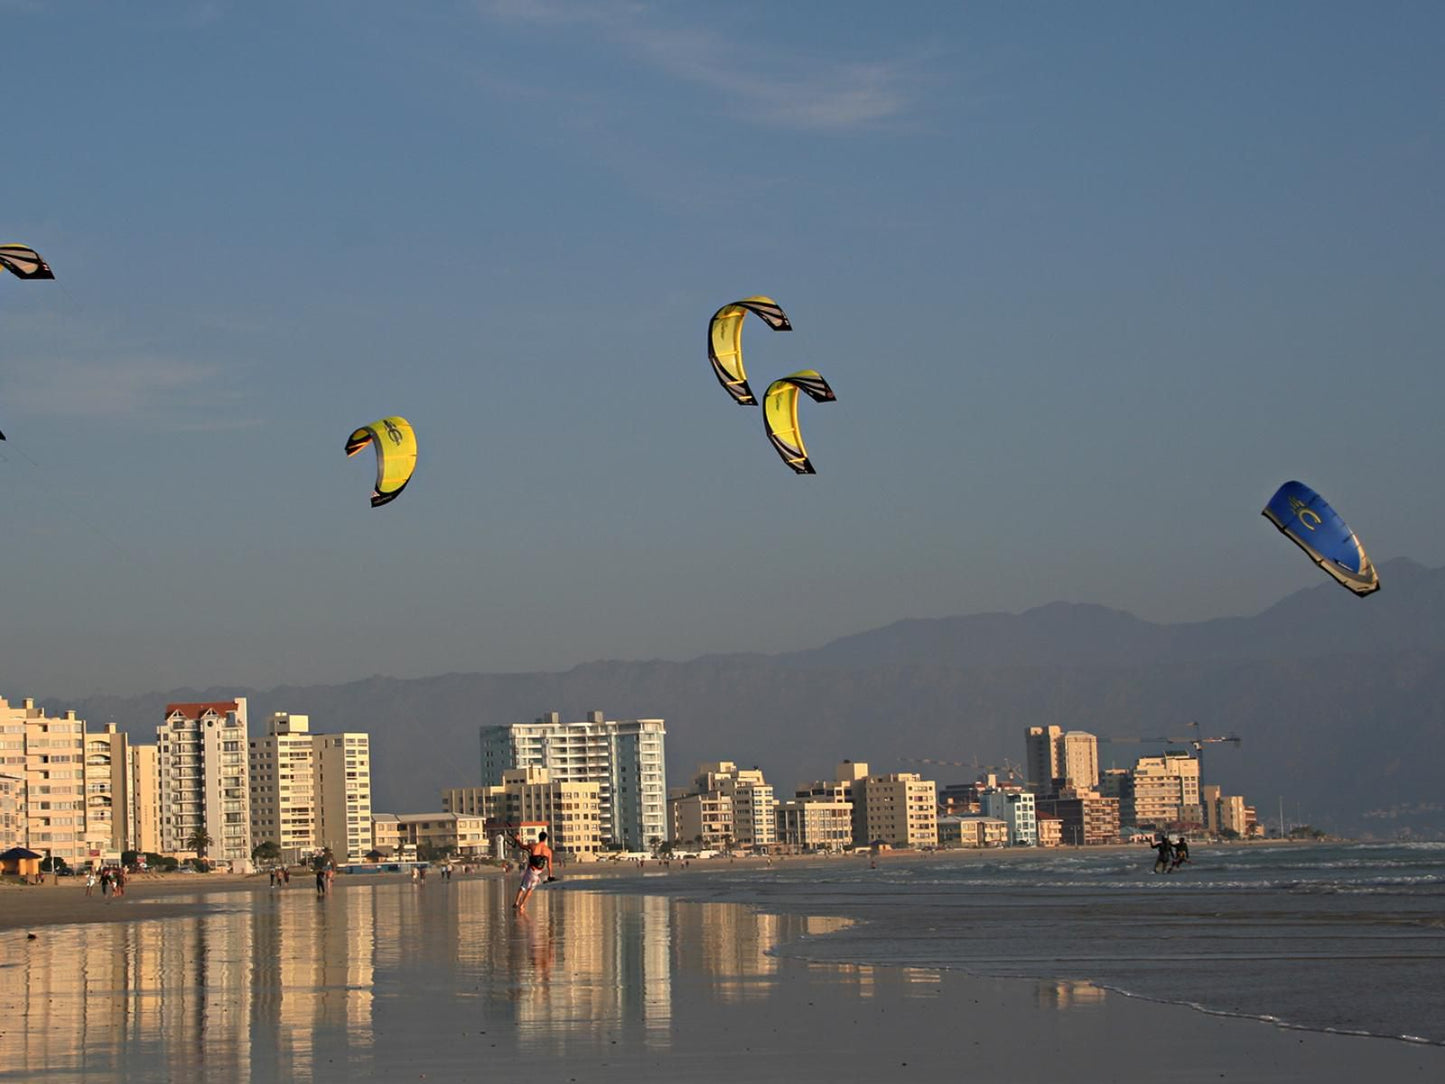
(84, 724), (131, 858)
(1025, 725), (1063, 792)
(128, 744), (161, 855)
(1026, 726), (1099, 795)
(248, 713), (372, 863)
(1, 698), (91, 867)
(1130, 752), (1200, 829)
(480, 711), (666, 851)
(157, 699), (252, 863)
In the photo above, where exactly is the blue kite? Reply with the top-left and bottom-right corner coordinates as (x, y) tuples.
(1262, 481), (1379, 596)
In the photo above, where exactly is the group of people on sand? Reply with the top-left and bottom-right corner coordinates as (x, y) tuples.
(1151, 834), (1190, 873)
(83, 866), (127, 898)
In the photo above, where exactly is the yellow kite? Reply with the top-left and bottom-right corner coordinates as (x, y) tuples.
(345, 416), (417, 507)
(763, 370), (835, 474)
(707, 296), (791, 406)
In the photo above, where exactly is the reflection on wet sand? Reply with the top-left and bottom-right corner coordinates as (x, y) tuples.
(0, 878), (1008, 1081)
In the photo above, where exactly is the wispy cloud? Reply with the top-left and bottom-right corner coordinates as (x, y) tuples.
(0, 355), (255, 425)
(476, 0), (923, 131)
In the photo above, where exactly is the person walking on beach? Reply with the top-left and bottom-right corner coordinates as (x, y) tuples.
(511, 830), (554, 915)
(85, 869), (97, 897)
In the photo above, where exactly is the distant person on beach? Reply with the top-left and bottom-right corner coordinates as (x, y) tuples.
(511, 830), (554, 915)
(1152, 835), (1173, 874)
(85, 870), (97, 897)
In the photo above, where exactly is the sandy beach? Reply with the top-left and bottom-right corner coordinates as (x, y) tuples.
(3, 855), (1442, 1083)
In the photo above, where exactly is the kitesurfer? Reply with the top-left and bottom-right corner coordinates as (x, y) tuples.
(511, 830), (554, 915)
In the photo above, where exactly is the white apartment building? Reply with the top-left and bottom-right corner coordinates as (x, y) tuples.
(249, 713), (373, 863)
(157, 700), (252, 863)
(983, 788), (1038, 846)
(480, 711), (666, 851)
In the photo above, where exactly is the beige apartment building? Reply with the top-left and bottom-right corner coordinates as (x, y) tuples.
(128, 744), (161, 855)
(1026, 726), (1099, 795)
(1037, 791), (1122, 845)
(249, 713), (373, 863)
(1131, 752), (1201, 829)
(1201, 784), (1249, 838)
(442, 766), (602, 860)
(0, 698), (91, 867)
(389, 813), (488, 859)
(0, 773), (23, 851)
(84, 723), (131, 859)
(157, 700), (252, 863)
(855, 772), (938, 849)
(671, 789), (733, 851)
(939, 815), (1009, 848)
(669, 762), (777, 853)
(775, 798), (853, 852)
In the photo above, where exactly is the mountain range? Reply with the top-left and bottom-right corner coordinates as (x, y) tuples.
(31, 557), (1445, 838)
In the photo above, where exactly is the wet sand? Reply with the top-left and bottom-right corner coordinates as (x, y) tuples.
(2, 868), (1441, 1083)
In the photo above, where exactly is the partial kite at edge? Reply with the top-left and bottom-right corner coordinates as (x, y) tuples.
(708, 296), (791, 406)
(1262, 480), (1379, 596)
(0, 244), (55, 280)
(345, 416), (417, 507)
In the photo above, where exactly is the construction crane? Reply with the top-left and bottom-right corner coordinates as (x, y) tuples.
(1097, 722), (1241, 784)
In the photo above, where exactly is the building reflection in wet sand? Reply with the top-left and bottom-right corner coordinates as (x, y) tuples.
(1, 879), (964, 1080)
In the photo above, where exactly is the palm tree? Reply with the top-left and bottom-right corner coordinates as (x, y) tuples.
(185, 827), (213, 868)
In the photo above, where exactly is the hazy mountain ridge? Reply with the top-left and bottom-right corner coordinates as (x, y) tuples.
(24, 558), (1445, 836)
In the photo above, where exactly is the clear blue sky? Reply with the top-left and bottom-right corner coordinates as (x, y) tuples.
(2, 1), (1442, 697)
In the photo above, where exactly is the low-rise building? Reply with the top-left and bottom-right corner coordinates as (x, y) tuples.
(939, 814), (1009, 848)
(1036, 813), (1063, 848)
(390, 813), (489, 859)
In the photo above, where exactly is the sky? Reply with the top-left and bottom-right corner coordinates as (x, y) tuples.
(2, 1), (1442, 699)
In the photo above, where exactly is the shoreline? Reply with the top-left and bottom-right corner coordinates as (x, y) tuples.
(3, 853), (1442, 1081)
(557, 841), (1445, 1050)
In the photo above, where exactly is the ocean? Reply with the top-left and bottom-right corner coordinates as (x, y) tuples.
(581, 841), (1445, 1045)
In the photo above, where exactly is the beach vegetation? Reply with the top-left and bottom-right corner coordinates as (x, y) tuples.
(185, 827), (213, 867)
(252, 840), (281, 864)
(145, 853), (179, 872)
